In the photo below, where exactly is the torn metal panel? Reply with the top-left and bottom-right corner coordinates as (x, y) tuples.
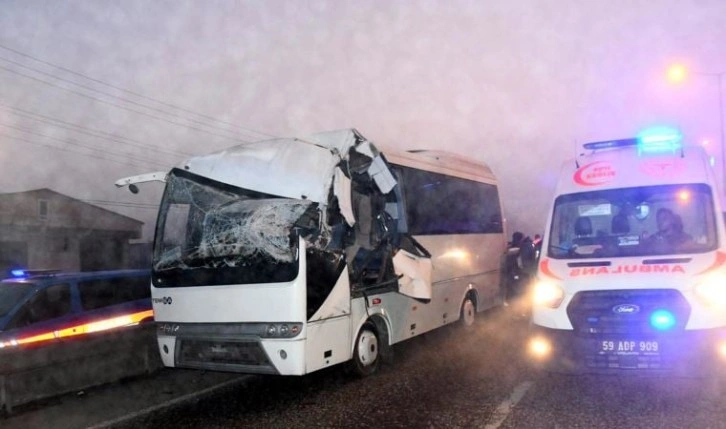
(392, 250), (433, 300)
(333, 167), (355, 226)
(150, 129), (434, 300)
(304, 128), (368, 156)
(367, 155), (397, 194)
(353, 139), (379, 158)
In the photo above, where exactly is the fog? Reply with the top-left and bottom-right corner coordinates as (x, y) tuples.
(1, 0), (725, 241)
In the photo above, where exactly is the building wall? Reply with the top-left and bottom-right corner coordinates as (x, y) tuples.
(0, 190), (143, 275)
(31, 229), (81, 271)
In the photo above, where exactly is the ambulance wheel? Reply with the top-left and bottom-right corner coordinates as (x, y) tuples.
(460, 296), (476, 328)
(350, 323), (380, 377)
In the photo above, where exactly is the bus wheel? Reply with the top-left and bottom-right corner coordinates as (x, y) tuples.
(460, 296), (476, 327)
(350, 323), (380, 376)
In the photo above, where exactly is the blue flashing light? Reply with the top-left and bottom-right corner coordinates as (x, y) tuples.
(10, 269), (27, 278)
(650, 309), (676, 331)
(583, 138), (638, 151)
(636, 126), (683, 155)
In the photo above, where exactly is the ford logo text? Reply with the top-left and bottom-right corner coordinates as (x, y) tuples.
(612, 304), (640, 314)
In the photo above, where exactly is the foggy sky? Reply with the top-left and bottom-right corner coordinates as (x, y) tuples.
(1, 0), (725, 241)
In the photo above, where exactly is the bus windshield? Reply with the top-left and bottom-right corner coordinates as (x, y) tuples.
(547, 183), (718, 259)
(153, 169), (317, 287)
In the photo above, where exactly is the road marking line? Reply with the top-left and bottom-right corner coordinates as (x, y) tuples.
(483, 380), (533, 429)
(86, 375), (249, 429)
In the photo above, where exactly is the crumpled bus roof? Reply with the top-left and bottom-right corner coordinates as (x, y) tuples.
(180, 129), (370, 204)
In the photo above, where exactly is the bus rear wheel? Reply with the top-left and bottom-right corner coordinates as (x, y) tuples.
(460, 296), (476, 327)
(350, 323), (380, 376)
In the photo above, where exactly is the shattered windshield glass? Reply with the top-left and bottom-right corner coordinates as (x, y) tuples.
(547, 184), (717, 259)
(152, 169), (317, 286)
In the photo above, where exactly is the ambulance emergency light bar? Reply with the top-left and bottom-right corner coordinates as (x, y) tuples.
(582, 127), (683, 155)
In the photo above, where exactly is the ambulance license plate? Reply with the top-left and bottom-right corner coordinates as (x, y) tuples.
(600, 340), (659, 354)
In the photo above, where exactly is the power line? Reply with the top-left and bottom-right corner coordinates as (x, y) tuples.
(0, 65), (254, 143)
(0, 122), (169, 169)
(0, 42), (274, 140)
(0, 103), (193, 158)
(82, 199), (160, 209)
(0, 43), (275, 140)
(2, 133), (166, 170)
(0, 55), (259, 142)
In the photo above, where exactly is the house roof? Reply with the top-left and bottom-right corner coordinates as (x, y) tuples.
(0, 188), (143, 235)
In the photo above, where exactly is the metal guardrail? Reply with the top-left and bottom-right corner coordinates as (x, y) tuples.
(0, 323), (162, 413)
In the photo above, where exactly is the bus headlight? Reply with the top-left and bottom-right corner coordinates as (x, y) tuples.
(262, 323), (303, 338)
(532, 280), (565, 309)
(694, 273), (726, 308)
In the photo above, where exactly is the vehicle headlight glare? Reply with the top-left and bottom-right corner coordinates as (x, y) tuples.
(532, 280), (565, 308)
(694, 273), (726, 308)
(528, 336), (552, 360)
(717, 340), (726, 359)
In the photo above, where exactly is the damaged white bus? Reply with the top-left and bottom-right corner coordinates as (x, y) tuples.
(117, 129), (506, 376)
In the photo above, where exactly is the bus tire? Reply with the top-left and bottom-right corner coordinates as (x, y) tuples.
(460, 295), (476, 328)
(350, 323), (380, 377)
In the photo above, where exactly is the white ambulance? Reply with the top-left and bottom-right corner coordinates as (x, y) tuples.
(528, 127), (726, 376)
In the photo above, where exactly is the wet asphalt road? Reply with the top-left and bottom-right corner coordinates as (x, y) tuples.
(113, 305), (531, 429)
(110, 301), (726, 429)
(7, 301), (726, 429)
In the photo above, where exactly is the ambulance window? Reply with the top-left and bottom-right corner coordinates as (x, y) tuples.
(547, 184), (717, 259)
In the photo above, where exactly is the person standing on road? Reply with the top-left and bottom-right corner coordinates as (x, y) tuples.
(505, 232), (536, 301)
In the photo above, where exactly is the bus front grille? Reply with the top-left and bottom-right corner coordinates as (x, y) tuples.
(176, 338), (277, 374)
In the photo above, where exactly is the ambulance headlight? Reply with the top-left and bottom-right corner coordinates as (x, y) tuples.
(532, 280), (565, 309)
(717, 340), (726, 359)
(528, 336), (553, 360)
(694, 273), (726, 308)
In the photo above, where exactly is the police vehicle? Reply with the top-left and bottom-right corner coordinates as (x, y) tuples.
(0, 269), (152, 348)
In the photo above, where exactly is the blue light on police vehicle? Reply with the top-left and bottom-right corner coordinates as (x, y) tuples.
(10, 269), (27, 278)
(650, 309), (676, 331)
(636, 126), (683, 155)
